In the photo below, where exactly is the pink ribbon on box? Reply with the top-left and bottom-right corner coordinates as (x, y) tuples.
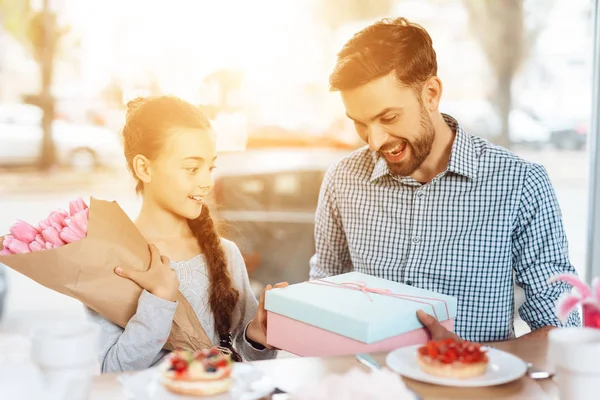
(309, 279), (450, 321)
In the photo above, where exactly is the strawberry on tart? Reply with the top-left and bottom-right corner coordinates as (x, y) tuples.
(161, 347), (234, 396)
(416, 338), (489, 379)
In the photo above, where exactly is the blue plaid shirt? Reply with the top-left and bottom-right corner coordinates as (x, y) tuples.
(309, 114), (581, 342)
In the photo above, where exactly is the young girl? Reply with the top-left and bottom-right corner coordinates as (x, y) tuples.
(87, 96), (286, 373)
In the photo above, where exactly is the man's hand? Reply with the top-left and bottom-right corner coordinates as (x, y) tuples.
(417, 310), (462, 341)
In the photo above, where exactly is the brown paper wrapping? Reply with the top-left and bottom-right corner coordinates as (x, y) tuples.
(0, 197), (211, 351)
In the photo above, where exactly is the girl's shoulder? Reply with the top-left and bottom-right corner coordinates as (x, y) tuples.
(218, 238), (244, 264)
(219, 237), (241, 253)
(218, 238), (248, 281)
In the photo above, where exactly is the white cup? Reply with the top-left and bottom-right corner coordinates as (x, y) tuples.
(548, 327), (600, 400)
(31, 321), (100, 400)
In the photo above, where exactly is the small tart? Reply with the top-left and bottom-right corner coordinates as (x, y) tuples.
(161, 347), (234, 396)
(416, 338), (489, 379)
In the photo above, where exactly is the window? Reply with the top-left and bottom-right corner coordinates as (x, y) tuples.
(216, 175), (269, 211)
(270, 171), (325, 212)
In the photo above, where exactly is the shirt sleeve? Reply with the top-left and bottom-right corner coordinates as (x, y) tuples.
(513, 163), (582, 330)
(309, 163), (353, 280)
(86, 289), (176, 373)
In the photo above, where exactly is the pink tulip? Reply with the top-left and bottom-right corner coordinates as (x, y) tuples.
(59, 227), (81, 243)
(583, 304), (600, 329)
(78, 197), (88, 211)
(48, 210), (68, 227)
(0, 247), (14, 256)
(38, 219), (51, 231)
(66, 212), (87, 238)
(45, 242), (53, 250)
(556, 292), (583, 321)
(549, 273), (600, 324)
(69, 197), (88, 216)
(9, 220), (39, 243)
(548, 273), (592, 298)
(2, 235), (14, 248)
(0, 236), (14, 255)
(6, 238), (31, 254)
(35, 234), (45, 246)
(29, 241), (45, 252)
(41, 226), (66, 247)
(1, 235), (14, 255)
(72, 209), (88, 236)
(593, 277), (600, 303)
(64, 218), (84, 238)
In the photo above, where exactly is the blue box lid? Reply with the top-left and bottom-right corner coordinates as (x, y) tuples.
(265, 272), (458, 344)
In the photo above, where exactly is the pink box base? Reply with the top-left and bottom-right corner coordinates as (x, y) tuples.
(266, 311), (455, 357)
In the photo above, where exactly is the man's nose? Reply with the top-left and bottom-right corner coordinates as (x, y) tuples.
(368, 126), (388, 152)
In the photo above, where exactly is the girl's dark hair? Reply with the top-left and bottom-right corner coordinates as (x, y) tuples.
(122, 96), (241, 361)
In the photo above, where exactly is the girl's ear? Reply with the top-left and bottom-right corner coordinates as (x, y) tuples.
(132, 154), (152, 185)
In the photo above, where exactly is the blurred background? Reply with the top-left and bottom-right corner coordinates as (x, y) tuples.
(0, 0), (596, 340)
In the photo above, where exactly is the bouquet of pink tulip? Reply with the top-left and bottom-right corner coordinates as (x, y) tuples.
(0, 198), (89, 255)
(0, 197), (210, 352)
(548, 273), (600, 329)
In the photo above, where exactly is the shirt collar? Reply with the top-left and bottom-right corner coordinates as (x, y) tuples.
(445, 114), (479, 181)
(369, 114), (479, 183)
(370, 152), (390, 182)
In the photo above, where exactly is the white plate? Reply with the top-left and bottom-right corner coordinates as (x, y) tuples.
(386, 345), (527, 387)
(118, 362), (275, 400)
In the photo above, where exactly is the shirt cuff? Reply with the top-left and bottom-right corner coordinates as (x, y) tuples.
(243, 321), (267, 351)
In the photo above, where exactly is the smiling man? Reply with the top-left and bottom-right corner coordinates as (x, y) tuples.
(309, 17), (580, 343)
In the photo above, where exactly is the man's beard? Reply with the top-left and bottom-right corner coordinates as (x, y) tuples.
(380, 107), (435, 177)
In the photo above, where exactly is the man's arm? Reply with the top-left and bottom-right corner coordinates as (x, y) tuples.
(417, 164), (578, 344)
(309, 164), (352, 280)
(512, 325), (555, 340)
(512, 163), (581, 332)
(417, 311), (556, 344)
(484, 326), (555, 347)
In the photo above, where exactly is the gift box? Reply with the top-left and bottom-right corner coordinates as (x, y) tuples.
(265, 272), (458, 357)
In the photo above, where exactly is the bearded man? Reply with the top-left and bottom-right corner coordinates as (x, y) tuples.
(309, 17), (580, 343)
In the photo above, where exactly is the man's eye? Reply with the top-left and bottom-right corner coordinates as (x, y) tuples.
(380, 115), (398, 124)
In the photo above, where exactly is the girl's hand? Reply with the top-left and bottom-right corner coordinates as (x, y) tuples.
(115, 244), (179, 302)
(246, 282), (289, 348)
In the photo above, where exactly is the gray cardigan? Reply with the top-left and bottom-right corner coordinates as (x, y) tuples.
(87, 238), (277, 373)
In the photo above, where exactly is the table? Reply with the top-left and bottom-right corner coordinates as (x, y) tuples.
(91, 338), (558, 399)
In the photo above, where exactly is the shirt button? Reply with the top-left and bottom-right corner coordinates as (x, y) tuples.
(412, 236), (420, 244)
(416, 191), (425, 198)
(406, 280), (413, 286)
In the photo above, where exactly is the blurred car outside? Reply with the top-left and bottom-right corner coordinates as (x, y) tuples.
(438, 99), (552, 148)
(209, 146), (351, 296)
(0, 103), (123, 171)
(521, 107), (588, 151)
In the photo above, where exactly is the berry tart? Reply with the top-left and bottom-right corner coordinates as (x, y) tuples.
(161, 347), (234, 396)
(416, 338), (489, 379)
